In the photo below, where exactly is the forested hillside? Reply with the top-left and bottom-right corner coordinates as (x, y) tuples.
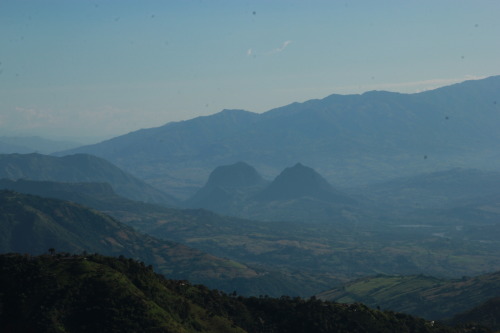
(0, 253), (488, 333)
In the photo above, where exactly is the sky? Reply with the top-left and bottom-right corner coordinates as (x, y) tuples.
(1, 0), (499, 143)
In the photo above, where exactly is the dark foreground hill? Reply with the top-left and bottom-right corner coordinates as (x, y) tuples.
(0, 253), (487, 333)
(58, 76), (500, 198)
(0, 153), (177, 206)
(316, 272), (500, 320)
(449, 297), (500, 331)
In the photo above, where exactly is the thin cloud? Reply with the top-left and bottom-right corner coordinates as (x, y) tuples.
(247, 40), (292, 57)
(268, 40), (292, 54)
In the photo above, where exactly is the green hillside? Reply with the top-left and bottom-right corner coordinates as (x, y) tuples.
(0, 190), (260, 289)
(0, 253), (486, 333)
(316, 273), (500, 320)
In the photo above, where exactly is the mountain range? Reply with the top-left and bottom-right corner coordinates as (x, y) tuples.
(3, 76), (500, 330)
(56, 76), (500, 199)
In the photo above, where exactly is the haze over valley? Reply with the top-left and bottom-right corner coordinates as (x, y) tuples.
(2, 77), (500, 330)
(2, 1), (500, 331)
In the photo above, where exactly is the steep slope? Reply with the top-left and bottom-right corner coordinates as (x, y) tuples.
(316, 272), (500, 320)
(57, 76), (500, 196)
(449, 297), (500, 331)
(186, 161), (269, 213)
(202, 161), (268, 189)
(0, 178), (141, 212)
(0, 153), (177, 206)
(0, 253), (246, 333)
(0, 253), (474, 333)
(255, 163), (351, 202)
(0, 190), (261, 289)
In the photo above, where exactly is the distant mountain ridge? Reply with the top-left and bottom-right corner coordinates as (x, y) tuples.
(57, 76), (500, 198)
(0, 153), (177, 206)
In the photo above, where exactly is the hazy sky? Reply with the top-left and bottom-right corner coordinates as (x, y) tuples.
(1, 1), (499, 142)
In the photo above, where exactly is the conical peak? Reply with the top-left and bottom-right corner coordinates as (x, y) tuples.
(273, 163), (332, 191)
(256, 163), (338, 201)
(206, 162), (265, 189)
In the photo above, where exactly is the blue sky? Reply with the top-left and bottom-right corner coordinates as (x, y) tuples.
(1, 0), (499, 142)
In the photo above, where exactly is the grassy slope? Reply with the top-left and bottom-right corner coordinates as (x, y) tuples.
(0, 190), (258, 286)
(316, 273), (500, 320)
(3, 179), (500, 298)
